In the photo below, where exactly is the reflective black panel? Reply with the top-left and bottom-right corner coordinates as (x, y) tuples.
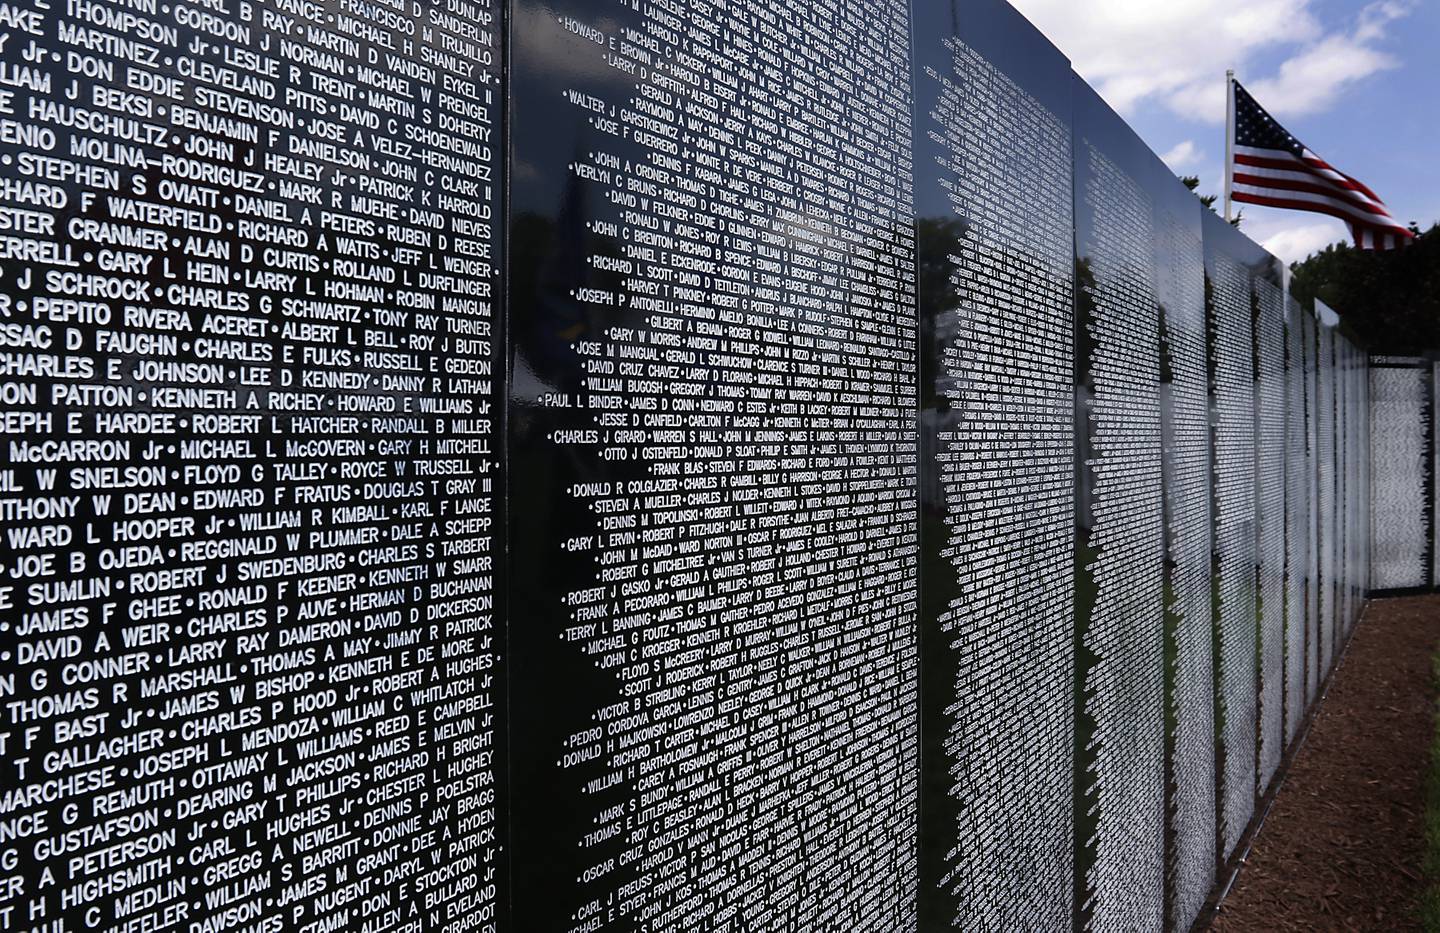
(911, 0), (1075, 926)
(0, 0), (506, 929)
(1072, 80), (1165, 931)
(507, 0), (921, 926)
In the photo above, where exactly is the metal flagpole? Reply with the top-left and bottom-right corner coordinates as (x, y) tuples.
(1224, 69), (1235, 222)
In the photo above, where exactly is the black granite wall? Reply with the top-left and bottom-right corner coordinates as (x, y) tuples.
(0, 0), (1371, 929)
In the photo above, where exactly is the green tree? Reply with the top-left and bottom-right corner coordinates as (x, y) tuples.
(1289, 224), (1440, 353)
(1180, 175), (1242, 227)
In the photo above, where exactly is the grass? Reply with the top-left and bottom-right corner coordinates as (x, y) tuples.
(1420, 649), (1440, 931)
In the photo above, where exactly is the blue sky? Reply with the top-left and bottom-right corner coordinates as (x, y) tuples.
(1010, 0), (1438, 263)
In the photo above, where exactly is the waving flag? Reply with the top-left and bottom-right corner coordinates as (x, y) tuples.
(1228, 78), (1413, 250)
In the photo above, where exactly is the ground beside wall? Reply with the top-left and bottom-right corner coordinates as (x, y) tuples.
(1211, 595), (1440, 931)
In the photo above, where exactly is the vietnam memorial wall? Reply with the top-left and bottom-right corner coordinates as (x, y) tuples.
(1368, 354), (1430, 591)
(0, 0), (1373, 930)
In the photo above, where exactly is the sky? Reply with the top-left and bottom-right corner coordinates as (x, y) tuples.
(1009, 0), (1440, 264)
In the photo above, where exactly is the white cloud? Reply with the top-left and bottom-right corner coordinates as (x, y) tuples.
(1244, 6), (1405, 117)
(1355, 0), (1410, 41)
(1253, 217), (1349, 264)
(1011, 0), (1407, 123)
(1160, 140), (1202, 170)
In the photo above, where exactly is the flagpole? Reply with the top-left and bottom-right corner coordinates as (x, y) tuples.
(1224, 69), (1235, 222)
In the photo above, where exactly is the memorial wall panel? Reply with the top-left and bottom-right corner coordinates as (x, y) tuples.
(1255, 276), (1285, 792)
(1073, 81), (1165, 931)
(1318, 323), (1337, 671)
(1345, 343), (1361, 625)
(1283, 294), (1309, 742)
(1351, 344), (1364, 620)
(1330, 341), (1342, 627)
(1334, 339), (1346, 636)
(1303, 309), (1322, 704)
(911, 0), (1075, 926)
(1203, 209), (1261, 859)
(1338, 343), (1349, 631)
(1338, 340), (1352, 632)
(0, 0), (506, 930)
(1368, 360), (1429, 590)
(1361, 356), (1372, 597)
(1361, 347), (1371, 605)
(1353, 352), (1365, 600)
(507, 0), (921, 927)
(1152, 149), (1213, 932)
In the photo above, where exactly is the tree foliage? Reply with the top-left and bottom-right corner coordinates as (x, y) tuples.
(1288, 224), (1440, 353)
(1180, 175), (1241, 226)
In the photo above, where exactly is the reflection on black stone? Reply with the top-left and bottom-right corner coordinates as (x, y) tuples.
(1155, 194), (1212, 930)
(913, 14), (1075, 928)
(1256, 276), (1285, 792)
(1074, 120), (1165, 930)
(1283, 293), (1308, 745)
(508, 0), (920, 926)
(1205, 217), (1259, 861)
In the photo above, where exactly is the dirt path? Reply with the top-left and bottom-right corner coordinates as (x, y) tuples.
(1210, 594), (1440, 932)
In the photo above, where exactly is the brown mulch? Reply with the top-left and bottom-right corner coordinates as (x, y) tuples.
(1211, 594), (1440, 932)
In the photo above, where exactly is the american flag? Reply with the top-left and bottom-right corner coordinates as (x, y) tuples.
(1230, 79), (1413, 250)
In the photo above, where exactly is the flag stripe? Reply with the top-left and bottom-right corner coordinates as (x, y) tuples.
(1234, 190), (1412, 245)
(1232, 187), (1391, 228)
(1233, 183), (1411, 232)
(1235, 151), (1384, 204)
(1233, 172), (1391, 216)
(1304, 156), (1385, 201)
(1302, 151), (1383, 200)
